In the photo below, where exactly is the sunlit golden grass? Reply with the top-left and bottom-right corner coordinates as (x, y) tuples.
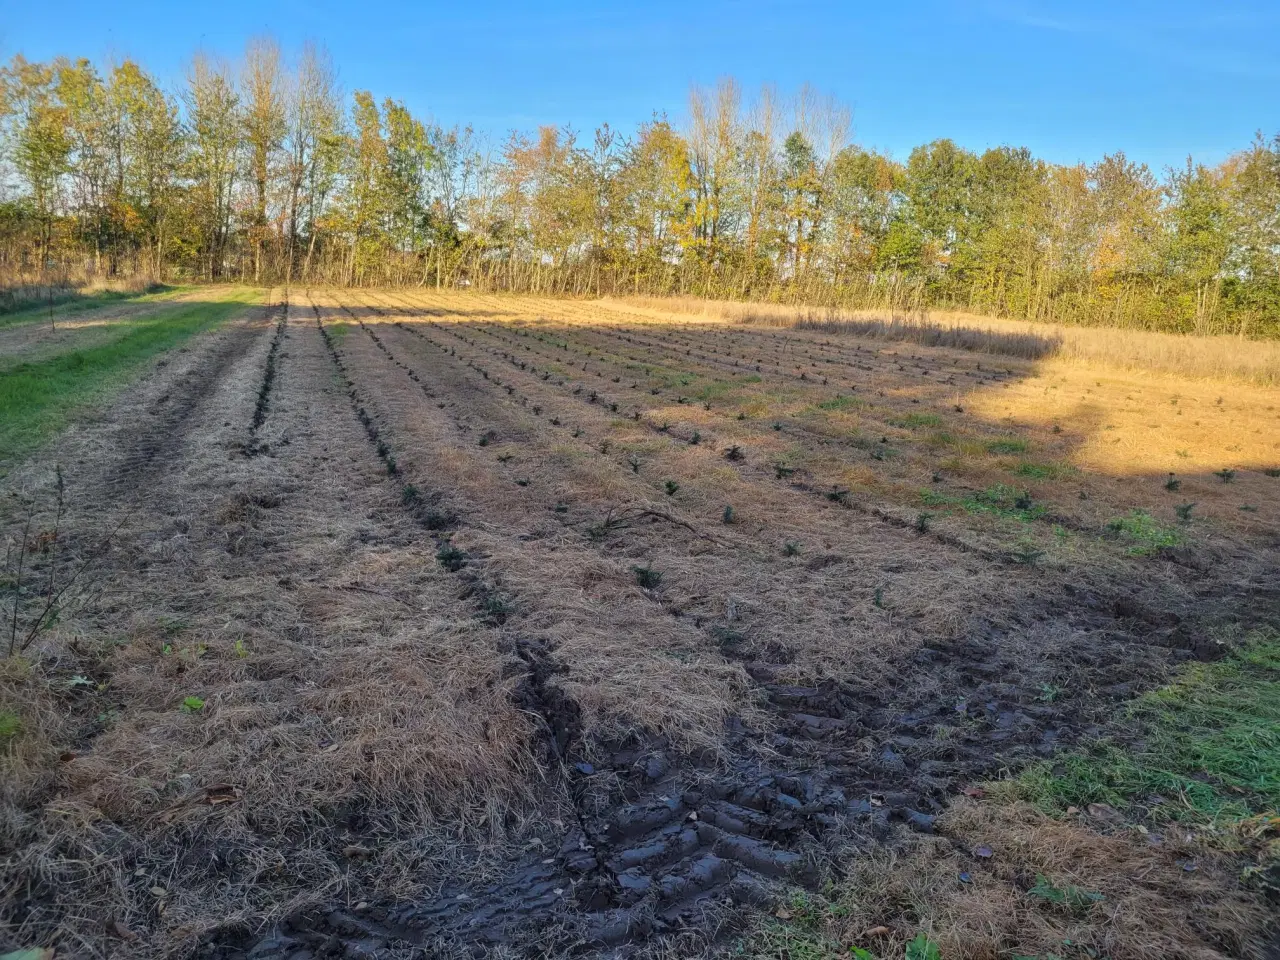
(963, 359), (1280, 477)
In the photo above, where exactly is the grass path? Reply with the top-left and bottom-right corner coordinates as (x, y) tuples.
(0, 287), (261, 470)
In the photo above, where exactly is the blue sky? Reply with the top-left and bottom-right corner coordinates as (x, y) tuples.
(4, 0), (1277, 172)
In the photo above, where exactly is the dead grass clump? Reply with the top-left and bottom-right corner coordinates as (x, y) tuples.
(787, 799), (1272, 960)
(65, 626), (535, 833)
(0, 610), (540, 953)
(0, 654), (73, 818)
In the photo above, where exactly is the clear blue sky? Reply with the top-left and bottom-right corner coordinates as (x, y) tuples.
(5, 0), (1277, 172)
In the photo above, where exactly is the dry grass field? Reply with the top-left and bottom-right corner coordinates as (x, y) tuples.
(1, 289), (1277, 960)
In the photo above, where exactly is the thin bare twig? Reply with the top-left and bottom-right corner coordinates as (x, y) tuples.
(7, 509), (35, 657)
(15, 508), (133, 656)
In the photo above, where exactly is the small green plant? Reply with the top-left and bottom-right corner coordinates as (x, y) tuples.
(724, 445), (744, 462)
(1010, 543), (1046, 566)
(664, 480), (679, 496)
(632, 565), (662, 589)
(816, 394), (863, 412)
(783, 541), (801, 557)
(1240, 503), (1258, 513)
(964, 484), (1046, 521)
(478, 429), (497, 446)
(401, 483), (422, 506)
(722, 505), (735, 524)
(436, 543), (466, 572)
(1215, 468), (1236, 483)
(906, 932), (943, 960)
(1164, 473), (1181, 491)
(423, 509), (453, 531)
(628, 454), (640, 473)
(896, 412), (942, 428)
(826, 487), (849, 504)
(1015, 462), (1060, 480)
(1028, 874), (1104, 911)
(873, 587), (885, 609)
(483, 594), (513, 621)
(0, 710), (21, 742)
(1106, 510), (1180, 554)
(1036, 682), (1064, 702)
(774, 463), (796, 480)
(987, 437), (1029, 455)
(915, 511), (933, 532)
(233, 638), (248, 659)
(1264, 467), (1280, 478)
(689, 431), (701, 445)
(1175, 502), (1197, 524)
(587, 510), (626, 541)
(180, 696), (205, 713)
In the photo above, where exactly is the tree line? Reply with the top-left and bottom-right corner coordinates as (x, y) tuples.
(2, 41), (1278, 335)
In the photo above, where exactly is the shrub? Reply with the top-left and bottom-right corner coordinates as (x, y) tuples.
(436, 543), (466, 571)
(632, 565), (662, 589)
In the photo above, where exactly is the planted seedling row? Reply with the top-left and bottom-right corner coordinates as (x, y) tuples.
(387, 298), (1100, 550)
(371, 294), (1017, 562)
(245, 294), (290, 454)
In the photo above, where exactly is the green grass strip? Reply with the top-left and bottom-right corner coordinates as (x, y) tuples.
(1016, 632), (1280, 824)
(0, 289), (259, 467)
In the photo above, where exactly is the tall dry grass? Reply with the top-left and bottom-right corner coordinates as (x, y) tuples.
(0, 273), (160, 314)
(614, 295), (1280, 386)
